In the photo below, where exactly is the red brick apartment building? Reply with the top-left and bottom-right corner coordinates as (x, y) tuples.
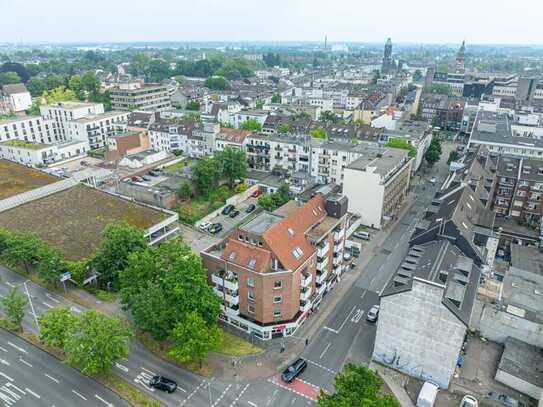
(201, 193), (348, 340)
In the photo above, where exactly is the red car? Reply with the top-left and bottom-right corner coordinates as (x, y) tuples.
(252, 189), (262, 198)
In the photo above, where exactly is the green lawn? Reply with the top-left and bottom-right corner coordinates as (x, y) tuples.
(218, 331), (262, 357)
(177, 185), (235, 225)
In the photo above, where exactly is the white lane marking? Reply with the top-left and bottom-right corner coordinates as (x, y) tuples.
(306, 359), (337, 374)
(248, 402), (258, 407)
(23, 281), (40, 329)
(229, 383), (250, 407)
(0, 386), (19, 405)
(115, 362), (129, 372)
(351, 309), (364, 323)
(180, 379), (207, 406)
(0, 372), (13, 382)
(134, 371), (155, 392)
(319, 342), (332, 359)
(19, 358), (32, 368)
(25, 388), (40, 399)
(5, 282), (15, 288)
(72, 389), (87, 400)
(45, 293), (61, 304)
(2, 385), (21, 401)
(5, 383), (24, 394)
(323, 326), (338, 333)
(44, 373), (59, 383)
(267, 379), (317, 402)
(0, 346), (7, 353)
(94, 394), (114, 407)
(140, 366), (156, 375)
(7, 342), (26, 354)
(324, 304), (357, 334)
(42, 302), (53, 309)
(212, 383), (232, 406)
(0, 359), (9, 366)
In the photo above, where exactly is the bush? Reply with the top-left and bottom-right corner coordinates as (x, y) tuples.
(234, 183), (248, 193)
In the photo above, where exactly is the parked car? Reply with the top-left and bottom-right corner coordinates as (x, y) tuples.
(251, 189), (262, 198)
(148, 170), (161, 176)
(245, 203), (256, 213)
(142, 175), (152, 181)
(281, 358), (307, 383)
(222, 204), (235, 215)
(131, 176), (143, 182)
(460, 395), (478, 407)
(229, 209), (240, 218)
(417, 381), (439, 407)
(353, 231), (370, 240)
(343, 252), (352, 261)
(199, 221), (212, 231)
(366, 305), (380, 322)
(149, 375), (177, 393)
(209, 223), (223, 234)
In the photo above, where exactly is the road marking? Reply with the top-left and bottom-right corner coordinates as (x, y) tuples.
(115, 362), (129, 372)
(19, 358), (32, 368)
(319, 342), (331, 359)
(72, 389), (87, 400)
(44, 373), (59, 383)
(140, 366), (156, 375)
(42, 302), (53, 309)
(7, 342), (26, 353)
(267, 379), (317, 402)
(45, 293), (61, 304)
(0, 385), (21, 404)
(351, 309), (364, 323)
(25, 388), (40, 399)
(323, 326), (338, 333)
(0, 372), (13, 382)
(247, 402), (258, 407)
(5, 282), (15, 288)
(0, 346), (7, 353)
(180, 379), (207, 406)
(95, 394), (114, 407)
(325, 304), (357, 334)
(0, 359), (9, 366)
(5, 383), (24, 394)
(24, 281), (40, 330)
(213, 383), (232, 406)
(228, 383), (249, 407)
(305, 359), (337, 374)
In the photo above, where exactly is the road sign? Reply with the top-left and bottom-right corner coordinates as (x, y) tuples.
(60, 272), (71, 282)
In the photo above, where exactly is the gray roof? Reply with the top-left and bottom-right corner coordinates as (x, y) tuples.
(2, 83), (28, 95)
(510, 244), (543, 276)
(346, 147), (409, 177)
(240, 212), (284, 236)
(498, 338), (543, 388)
(382, 240), (481, 326)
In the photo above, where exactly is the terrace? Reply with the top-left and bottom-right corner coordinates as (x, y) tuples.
(0, 160), (59, 200)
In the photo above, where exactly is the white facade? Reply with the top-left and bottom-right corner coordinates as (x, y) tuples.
(0, 116), (57, 144)
(40, 102), (105, 141)
(4, 89), (32, 112)
(0, 139), (88, 167)
(233, 111), (268, 129)
(310, 143), (362, 185)
(67, 111), (129, 149)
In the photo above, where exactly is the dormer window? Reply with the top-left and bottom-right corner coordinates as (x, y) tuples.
(287, 227), (294, 236)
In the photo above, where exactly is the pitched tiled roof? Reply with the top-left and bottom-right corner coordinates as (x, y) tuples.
(222, 239), (271, 273)
(217, 128), (252, 144)
(263, 195), (327, 271)
(2, 83), (28, 95)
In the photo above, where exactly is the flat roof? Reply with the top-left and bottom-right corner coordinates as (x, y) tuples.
(47, 101), (97, 110)
(73, 110), (127, 124)
(0, 160), (59, 200)
(0, 140), (51, 150)
(240, 212), (284, 236)
(0, 184), (167, 260)
(499, 338), (543, 389)
(347, 147), (408, 176)
(510, 245), (543, 276)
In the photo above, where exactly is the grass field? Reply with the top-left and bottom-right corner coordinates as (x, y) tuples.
(0, 159), (58, 200)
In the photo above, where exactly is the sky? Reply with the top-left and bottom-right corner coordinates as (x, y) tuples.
(1, 0), (542, 45)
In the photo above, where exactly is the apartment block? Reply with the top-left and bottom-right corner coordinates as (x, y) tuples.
(111, 82), (171, 112)
(1, 83), (32, 112)
(0, 116), (57, 145)
(67, 110), (129, 149)
(201, 193), (348, 340)
(40, 101), (104, 141)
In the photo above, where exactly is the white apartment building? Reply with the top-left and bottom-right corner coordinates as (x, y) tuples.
(0, 139), (88, 167)
(40, 102), (105, 141)
(1, 84), (32, 112)
(245, 134), (311, 174)
(0, 116), (57, 145)
(310, 141), (364, 185)
(343, 147), (412, 229)
(67, 110), (129, 149)
(110, 82), (171, 112)
(232, 110), (269, 129)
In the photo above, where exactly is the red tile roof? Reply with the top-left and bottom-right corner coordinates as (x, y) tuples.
(218, 128), (252, 144)
(222, 239), (271, 273)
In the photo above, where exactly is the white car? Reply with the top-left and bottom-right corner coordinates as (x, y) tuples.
(199, 221), (212, 231)
(430, 177), (437, 184)
(460, 395), (478, 407)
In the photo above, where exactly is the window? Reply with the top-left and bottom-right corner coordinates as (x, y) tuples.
(248, 258), (257, 269)
(229, 252), (237, 261)
(248, 305), (256, 314)
(274, 280), (282, 289)
(292, 247), (304, 259)
(273, 295), (282, 303)
(273, 308), (281, 317)
(248, 291), (255, 302)
(287, 227), (294, 236)
(247, 277), (254, 287)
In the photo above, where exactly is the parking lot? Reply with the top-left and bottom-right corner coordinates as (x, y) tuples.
(201, 197), (260, 238)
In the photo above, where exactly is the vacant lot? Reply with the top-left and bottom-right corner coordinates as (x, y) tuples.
(0, 159), (59, 200)
(0, 184), (167, 260)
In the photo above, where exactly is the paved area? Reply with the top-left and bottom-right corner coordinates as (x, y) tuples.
(0, 328), (129, 407)
(206, 197), (260, 239)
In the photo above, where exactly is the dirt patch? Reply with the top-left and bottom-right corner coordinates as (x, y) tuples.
(0, 184), (167, 260)
(0, 159), (59, 200)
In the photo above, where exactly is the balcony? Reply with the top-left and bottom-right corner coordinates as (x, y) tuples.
(317, 242), (330, 257)
(334, 228), (345, 241)
(213, 287), (239, 306)
(300, 300), (311, 313)
(333, 256), (342, 266)
(316, 257), (329, 271)
(225, 304), (239, 317)
(301, 272), (312, 288)
(300, 286), (312, 301)
(316, 282), (326, 295)
(316, 271), (328, 285)
(212, 272), (239, 292)
(333, 244), (343, 254)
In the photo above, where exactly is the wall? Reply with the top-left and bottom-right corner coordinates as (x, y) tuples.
(343, 167), (384, 229)
(495, 369), (542, 400)
(373, 280), (466, 389)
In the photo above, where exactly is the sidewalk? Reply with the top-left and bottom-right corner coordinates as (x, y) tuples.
(371, 362), (416, 407)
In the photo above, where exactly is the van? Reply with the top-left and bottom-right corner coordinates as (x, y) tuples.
(417, 382), (439, 407)
(353, 231), (370, 240)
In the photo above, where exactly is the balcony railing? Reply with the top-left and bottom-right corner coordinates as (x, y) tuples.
(301, 273), (312, 288)
(333, 256), (342, 266)
(317, 242), (330, 258)
(213, 287), (239, 306)
(300, 287), (312, 301)
(334, 229), (345, 241)
(316, 257), (329, 271)
(316, 271), (328, 285)
(212, 272), (239, 292)
(300, 300), (311, 313)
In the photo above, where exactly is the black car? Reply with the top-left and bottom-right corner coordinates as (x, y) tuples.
(222, 204), (235, 215)
(209, 223), (223, 234)
(229, 209), (240, 218)
(281, 358), (307, 383)
(149, 375), (177, 393)
(245, 204), (256, 213)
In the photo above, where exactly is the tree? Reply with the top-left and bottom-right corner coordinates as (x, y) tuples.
(81, 71), (101, 95)
(448, 150), (460, 164)
(240, 118), (262, 131)
(258, 184), (290, 211)
(278, 123), (290, 134)
(425, 139), (442, 166)
(413, 69), (423, 82)
(186, 101), (201, 111)
(42, 87), (77, 104)
(26, 78), (47, 97)
(2, 287), (27, 331)
(0, 62), (29, 82)
(319, 110), (339, 123)
(68, 75), (85, 100)
(35, 245), (67, 286)
(215, 58), (254, 80)
(93, 222), (147, 290)
(178, 182), (193, 200)
(64, 310), (131, 375)
(425, 83), (454, 96)
(44, 75), (66, 91)
(0, 72), (21, 86)
(192, 158), (221, 198)
(38, 306), (77, 349)
(204, 76), (230, 91)
(310, 127), (327, 140)
(271, 94), (281, 104)
(386, 138), (417, 157)
(318, 363), (400, 407)
(27, 98), (42, 115)
(215, 146), (248, 189)
(353, 119), (366, 127)
(168, 311), (221, 368)
(3, 232), (43, 274)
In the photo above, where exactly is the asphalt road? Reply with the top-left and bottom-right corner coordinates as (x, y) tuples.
(0, 328), (129, 407)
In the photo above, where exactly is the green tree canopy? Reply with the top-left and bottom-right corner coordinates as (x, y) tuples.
(448, 150), (460, 164)
(2, 287), (27, 331)
(271, 94), (281, 104)
(0, 72), (21, 86)
(240, 118), (262, 131)
(425, 138), (442, 166)
(38, 305), (77, 349)
(64, 310), (131, 375)
(93, 222), (147, 290)
(186, 101), (201, 111)
(319, 110), (340, 123)
(425, 83), (455, 96)
(2, 231), (43, 274)
(42, 86), (77, 105)
(192, 157), (221, 198)
(204, 76), (230, 91)
(258, 184), (290, 211)
(318, 363), (400, 407)
(278, 123), (290, 134)
(215, 146), (248, 189)
(310, 127), (327, 140)
(385, 138), (417, 157)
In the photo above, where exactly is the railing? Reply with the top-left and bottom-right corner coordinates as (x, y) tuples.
(300, 287), (312, 301)
(316, 271), (328, 285)
(301, 273), (312, 288)
(317, 242), (330, 257)
(299, 300), (311, 312)
(316, 257), (329, 271)
(334, 229), (345, 241)
(211, 273), (239, 292)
